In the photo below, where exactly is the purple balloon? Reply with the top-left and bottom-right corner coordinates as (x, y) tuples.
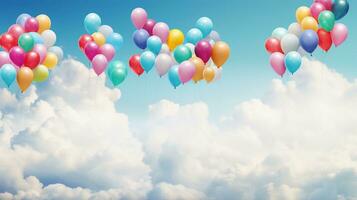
(195, 40), (212, 63)
(143, 19), (156, 35)
(9, 47), (25, 67)
(178, 60), (196, 84)
(133, 29), (149, 49)
(100, 44), (116, 61)
(300, 30), (319, 54)
(84, 41), (100, 61)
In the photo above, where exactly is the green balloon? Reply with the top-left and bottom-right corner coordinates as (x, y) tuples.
(33, 65), (49, 82)
(318, 11), (335, 32)
(173, 45), (192, 63)
(18, 33), (35, 52)
(110, 68), (127, 86)
(106, 60), (127, 78)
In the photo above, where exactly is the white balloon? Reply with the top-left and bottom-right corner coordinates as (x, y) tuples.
(160, 44), (170, 55)
(288, 22), (302, 38)
(281, 33), (299, 54)
(207, 30), (220, 42)
(185, 43), (196, 57)
(98, 25), (113, 38)
(41, 30), (56, 47)
(272, 27), (288, 40)
(298, 46), (309, 57)
(155, 53), (174, 76)
(48, 46), (64, 61)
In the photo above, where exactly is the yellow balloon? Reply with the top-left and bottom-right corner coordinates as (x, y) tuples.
(17, 67), (34, 93)
(190, 57), (205, 83)
(203, 67), (215, 83)
(167, 29), (184, 51)
(296, 6), (311, 24)
(212, 41), (230, 68)
(92, 32), (106, 46)
(301, 16), (318, 31)
(43, 52), (58, 69)
(36, 14), (51, 33)
(33, 65), (49, 82)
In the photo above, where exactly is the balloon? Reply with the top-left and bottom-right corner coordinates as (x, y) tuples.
(269, 52), (286, 77)
(0, 51), (11, 67)
(0, 64), (16, 87)
(84, 41), (100, 61)
(153, 22), (169, 43)
(33, 64), (49, 82)
(107, 60), (127, 78)
(173, 45), (192, 63)
(296, 6), (311, 23)
(190, 57), (205, 83)
(18, 33), (34, 52)
(317, 29), (332, 51)
(78, 34), (94, 50)
(167, 29), (185, 51)
(318, 11), (335, 32)
(147, 36), (162, 55)
(310, 3), (326, 20)
(168, 65), (181, 88)
(42, 52), (58, 69)
(24, 51), (40, 69)
(211, 41), (230, 67)
(140, 51), (156, 72)
(143, 19), (156, 35)
(186, 28), (203, 45)
(29, 32), (44, 44)
(98, 25), (113, 37)
(133, 29), (150, 49)
(0, 33), (17, 51)
(84, 13), (101, 34)
(41, 30), (56, 47)
(298, 46), (310, 57)
(48, 46), (63, 61)
(288, 23), (303, 37)
(9, 47), (25, 67)
(129, 54), (144, 76)
(17, 67), (33, 92)
(185, 43), (196, 56)
(92, 54), (108, 76)
(213, 66), (222, 82)
(16, 13), (31, 28)
(36, 14), (51, 33)
(272, 27), (288, 40)
(108, 61), (127, 86)
(91, 32), (106, 46)
(301, 17), (318, 31)
(160, 44), (171, 55)
(131, 8), (148, 29)
(265, 38), (283, 54)
(32, 44), (47, 63)
(8, 24), (25, 40)
(196, 17), (213, 37)
(331, 23), (348, 46)
(315, 0), (332, 10)
(281, 34), (300, 54)
(208, 31), (221, 42)
(284, 51), (302, 74)
(203, 67), (215, 83)
(300, 30), (319, 53)
(332, 0), (349, 20)
(178, 60), (195, 84)
(24, 17), (39, 32)
(155, 53), (174, 76)
(100, 44), (115, 61)
(106, 33), (123, 51)
(195, 40), (212, 63)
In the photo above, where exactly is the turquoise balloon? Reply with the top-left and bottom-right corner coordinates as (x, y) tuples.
(186, 28), (203, 45)
(272, 27), (288, 40)
(196, 17), (213, 37)
(106, 33), (123, 51)
(147, 36), (162, 55)
(284, 51), (301, 74)
(0, 64), (16, 87)
(318, 11), (335, 32)
(173, 45), (192, 63)
(168, 65), (181, 89)
(29, 32), (44, 44)
(332, 0), (349, 20)
(107, 60), (127, 78)
(110, 68), (127, 86)
(140, 51), (156, 73)
(18, 33), (34, 52)
(84, 13), (101, 34)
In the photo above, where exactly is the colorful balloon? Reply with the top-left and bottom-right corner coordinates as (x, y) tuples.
(129, 54), (144, 76)
(32, 44), (47, 63)
(318, 11), (335, 32)
(147, 36), (162, 55)
(17, 67), (33, 92)
(317, 29), (332, 51)
(36, 14), (51, 33)
(284, 51), (302, 74)
(29, 32), (44, 44)
(300, 30), (319, 53)
(1, 33), (17, 51)
(178, 60), (196, 84)
(332, 0), (349, 20)
(211, 41), (230, 68)
(16, 13), (31, 28)
(301, 16), (318, 31)
(270, 52), (286, 77)
(84, 13), (101, 34)
(48, 46), (64, 61)
(195, 40), (212, 63)
(98, 25), (114, 38)
(24, 17), (39, 32)
(186, 28), (203, 45)
(24, 51), (40, 69)
(167, 29), (185, 51)
(92, 32), (106, 46)
(18, 33), (34, 52)
(92, 54), (108, 76)
(131, 8), (148, 29)
(42, 52), (58, 69)
(208, 31), (221, 42)
(281, 34), (300, 54)
(153, 22), (169, 43)
(155, 53), (174, 77)
(265, 38), (283, 54)
(272, 27), (288, 40)
(41, 30), (56, 47)
(140, 51), (156, 72)
(331, 23), (348, 46)
(84, 41), (100, 61)
(310, 3), (326, 20)
(0, 64), (16, 87)
(296, 6), (311, 23)
(100, 44), (115, 61)
(203, 67), (215, 83)
(108, 61), (127, 86)
(191, 57), (205, 83)
(173, 45), (192, 63)
(143, 19), (156, 35)
(315, 0), (332, 10)
(196, 17), (213, 37)
(78, 34), (94, 50)
(168, 65), (181, 88)
(8, 24), (25, 40)
(33, 64), (49, 82)
(106, 33), (123, 51)
(133, 29), (150, 49)
(288, 23), (303, 37)
(0, 51), (11, 67)
(107, 60), (127, 79)
(9, 47), (25, 67)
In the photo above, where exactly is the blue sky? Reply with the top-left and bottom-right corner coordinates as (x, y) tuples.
(1, 0), (355, 120)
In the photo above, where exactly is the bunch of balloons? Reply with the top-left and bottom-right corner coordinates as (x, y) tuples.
(265, 0), (349, 76)
(79, 13), (127, 87)
(0, 13), (62, 92)
(130, 8), (230, 88)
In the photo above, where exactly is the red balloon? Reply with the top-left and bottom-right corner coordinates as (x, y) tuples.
(24, 17), (39, 32)
(265, 38), (283, 54)
(8, 24), (25, 41)
(0, 33), (17, 51)
(143, 19), (156, 35)
(78, 34), (94, 50)
(317, 29), (332, 52)
(24, 51), (40, 69)
(129, 54), (144, 76)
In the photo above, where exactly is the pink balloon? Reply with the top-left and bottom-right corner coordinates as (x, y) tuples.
(195, 40), (212, 63)
(0, 51), (11, 68)
(143, 19), (156, 35)
(331, 23), (348, 47)
(314, 0), (332, 10)
(310, 3), (326, 20)
(92, 54), (108, 76)
(153, 22), (169, 43)
(131, 8), (148, 29)
(32, 44), (47, 63)
(84, 42), (100, 61)
(270, 52), (286, 77)
(9, 47), (25, 67)
(178, 60), (196, 84)
(7, 24), (25, 40)
(100, 44), (115, 61)
(24, 17), (39, 32)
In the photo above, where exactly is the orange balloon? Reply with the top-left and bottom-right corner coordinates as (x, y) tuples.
(17, 67), (34, 93)
(203, 67), (215, 83)
(190, 57), (205, 83)
(212, 41), (230, 68)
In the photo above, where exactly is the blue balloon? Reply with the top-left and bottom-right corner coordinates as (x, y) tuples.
(16, 13), (31, 27)
(147, 36), (162, 55)
(140, 51), (156, 72)
(300, 30), (319, 54)
(284, 51), (302, 74)
(84, 13), (101, 34)
(107, 33), (124, 51)
(196, 17), (213, 37)
(168, 65), (181, 89)
(133, 29), (150, 49)
(332, 0), (349, 20)
(29, 32), (44, 44)
(0, 64), (16, 87)
(186, 28), (203, 45)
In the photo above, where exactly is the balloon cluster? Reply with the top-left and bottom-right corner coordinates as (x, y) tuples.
(265, 0), (349, 76)
(130, 8), (230, 88)
(79, 13), (127, 87)
(0, 13), (62, 92)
